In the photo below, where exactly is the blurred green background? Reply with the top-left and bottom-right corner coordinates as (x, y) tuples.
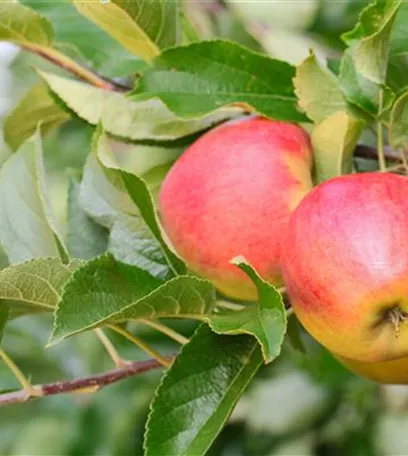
(1, 1), (407, 455)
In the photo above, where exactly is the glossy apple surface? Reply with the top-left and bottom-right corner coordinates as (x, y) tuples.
(282, 172), (408, 363)
(159, 116), (313, 300)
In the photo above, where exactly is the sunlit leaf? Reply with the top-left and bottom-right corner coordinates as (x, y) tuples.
(312, 111), (364, 183)
(73, 0), (180, 62)
(131, 40), (306, 122)
(0, 2), (54, 46)
(4, 82), (70, 151)
(39, 70), (238, 142)
(389, 90), (408, 148)
(50, 254), (215, 344)
(343, 0), (401, 84)
(210, 257), (286, 363)
(339, 47), (379, 119)
(0, 130), (67, 263)
(0, 258), (81, 317)
(294, 52), (346, 123)
(22, 0), (141, 77)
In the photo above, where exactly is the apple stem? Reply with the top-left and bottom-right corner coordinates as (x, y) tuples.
(387, 307), (408, 338)
(377, 90), (387, 172)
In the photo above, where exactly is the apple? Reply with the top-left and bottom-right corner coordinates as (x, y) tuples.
(159, 116), (313, 300)
(334, 353), (408, 384)
(282, 172), (408, 364)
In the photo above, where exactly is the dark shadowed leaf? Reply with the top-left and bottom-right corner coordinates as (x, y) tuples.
(131, 40), (307, 122)
(210, 257), (286, 363)
(145, 324), (263, 456)
(287, 314), (306, 354)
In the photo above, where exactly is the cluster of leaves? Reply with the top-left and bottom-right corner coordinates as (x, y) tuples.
(1, 0), (408, 454)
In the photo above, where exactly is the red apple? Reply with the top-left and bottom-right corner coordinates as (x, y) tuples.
(282, 172), (408, 364)
(159, 116), (313, 300)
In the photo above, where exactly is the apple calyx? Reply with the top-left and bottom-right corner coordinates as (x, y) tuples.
(386, 306), (408, 337)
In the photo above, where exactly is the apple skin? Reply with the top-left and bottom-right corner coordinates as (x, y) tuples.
(334, 353), (408, 385)
(159, 116), (313, 300)
(281, 172), (408, 364)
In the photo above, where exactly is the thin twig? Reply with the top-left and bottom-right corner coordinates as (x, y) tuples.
(377, 91), (387, 172)
(0, 356), (169, 407)
(0, 347), (41, 398)
(108, 325), (171, 368)
(354, 144), (401, 162)
(94, 328), (126, 367)
(400, 149), (408, 174)
(138, 320), (189, 345)
(20, 43), (130, 92)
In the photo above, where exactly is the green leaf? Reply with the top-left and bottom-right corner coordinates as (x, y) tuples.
(0, 130), (68, 263)
(312, 111), (364, 183)
(389, 90), (408, 148)
(80, 138), (176, 280)
(294, 52), (347, 123)
(210, 257), (286, 363)
(131, 40), (307, 122)
(389, 1), (408, 57)
(4, 82), (70, 151)
(343, 0), (401, 84)
(92, 127), (186, 275)
(81, 149), (175, 279)
(0, 258), (81, 317)
(287, 314), (306, 354)
(121, 171), (187, 276)
(0, 302), (8, 343)
(0, 1), (54, 46)
(181, 11), (201, 44)
(140, 163), (176, 202)
(339, 47), (380, 119)
(145, 324), (263, 456)
(80, 147), (138, 229)
(39, 70), (238, 142)
(108, 215), (173, 281)
(66, 174), (108, 260)
(50, 254), (216, 344)
(73, 0), (180, 62)
(21, 0), (141, 78)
